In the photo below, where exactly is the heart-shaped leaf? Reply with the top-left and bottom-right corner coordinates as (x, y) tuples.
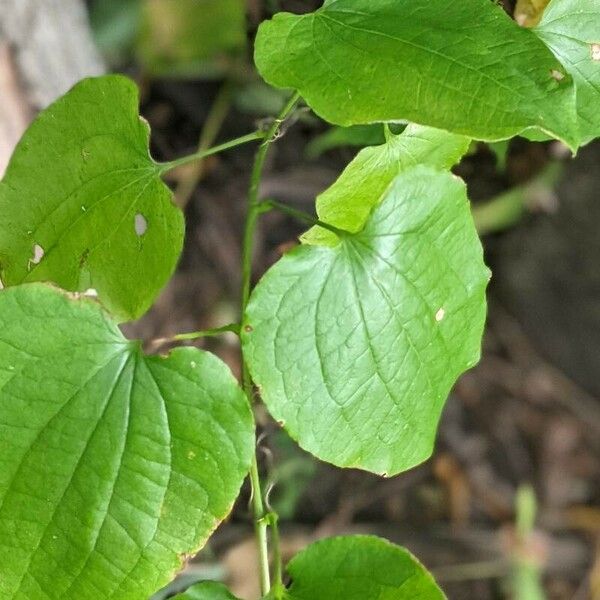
(0, 75), (183, 322)
(302, 125), (470, 246)
(0, 284), (254, 600)
(255, 0), (580, 149)
(534, 0), (600, 144)
(242, 166), (489, 475)
(282, 536), (445, 599)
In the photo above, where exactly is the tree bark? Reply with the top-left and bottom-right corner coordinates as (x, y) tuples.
(0, 0), (104, 174)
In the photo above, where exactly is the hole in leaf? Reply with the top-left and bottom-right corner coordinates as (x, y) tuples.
(591, 43), (600, 61)
(435, 308), (446, 322)
(135, 213), (148, 236)
(30, 244), (44, 268)
(550, 69), (565, 82)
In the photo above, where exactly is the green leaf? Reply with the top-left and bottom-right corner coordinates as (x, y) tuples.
(137, 0), (246, 78)
(534, 0), (600, 144)
(283, 536), (445, 599)
(302, 125), (470, 246)
(0, 75), (183, 322)
(254, 0), (580, 149)
(172, 582), (241, 600)
(0, 283), (254, 600)
(242, 166), (489, 476)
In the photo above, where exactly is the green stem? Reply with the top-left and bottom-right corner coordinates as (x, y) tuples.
(158, 130), (265, 176)
(250, 454), (271, 596)
(241, 92), (301, 319)
(265, 199), (350, 238)
(268, 511), (284, 595)
(149, 323), (239, 350)
(170, 323), (240, 341)
(240, 91), (300, 597)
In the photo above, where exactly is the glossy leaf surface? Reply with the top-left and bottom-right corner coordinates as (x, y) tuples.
(255, 0), (580, 149)
(0, 284), (254, 600)
(283, 536), (445, 599)
(534, 0), (600, 144)
(0, 75), (183, 321)
(243, 166), (489, 475)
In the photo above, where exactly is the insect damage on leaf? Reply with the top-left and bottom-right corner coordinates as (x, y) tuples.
(0, 75), (184, 322)
(134, 213), (148, 236)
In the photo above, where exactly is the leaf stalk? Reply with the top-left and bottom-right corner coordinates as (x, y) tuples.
(148, 323), (240, 351)
(158, 130), (266, 175)
(264, 198), (351, 238)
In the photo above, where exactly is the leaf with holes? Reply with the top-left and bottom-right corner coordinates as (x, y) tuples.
(534, 0), (600, 144)
(172, 582), (241, 600)
(242, 166), (489, 476)
(254, 0), (581, 149)
(302, 125), (471, 246)
(282, 536), (445, 599)
(0, 75), (183, 322)
(0, 284), (254, 600)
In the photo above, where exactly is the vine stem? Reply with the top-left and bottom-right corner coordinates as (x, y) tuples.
(148, 323), (240, 350)
(158, 130), (266, 175)
(240, 91), (300, 597)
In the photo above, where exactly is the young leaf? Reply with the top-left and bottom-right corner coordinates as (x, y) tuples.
(242, 166), (489, 476)
(0, 75), (183, 322)
(302, 125), (471, 246)
(0, 284), (254, 600)
(534, 0), (600, 144)
(283, 536), (445, 599)
(172, 582), (241, 600)
(254, 0), (580, 149)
